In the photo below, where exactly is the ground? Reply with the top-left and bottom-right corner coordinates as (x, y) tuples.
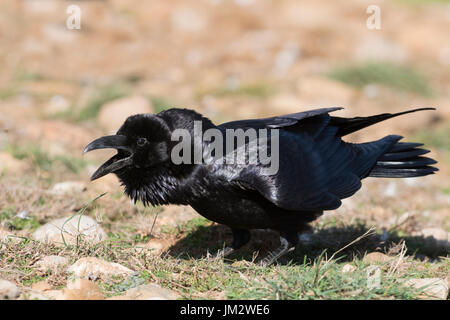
(0, 0), (449, 300)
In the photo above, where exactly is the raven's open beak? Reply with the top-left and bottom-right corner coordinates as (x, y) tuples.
(83, 135), (133, 181)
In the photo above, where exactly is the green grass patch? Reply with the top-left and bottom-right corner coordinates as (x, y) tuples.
(0, 87), (18, 100)
(2, 232), (447, 300)
(328, 62), (433, 96)
(149, 95), (175, 113)
(107, 228), (150, 244)
(147, 253), (430, 300)
(22, 275), (48, 287)
(0, 206), (40, 231)
(14, 70), (48, 82)
(412, 124), (450, 151)
(412, 124), (450, 167)
(76, 83), (129, 122)
(6, 143), (89, 174)
(223, 261), (420, 300)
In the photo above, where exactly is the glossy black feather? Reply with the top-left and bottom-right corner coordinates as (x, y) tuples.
(330, 108), (436, 136)
(379, 149), (429, 161)
(93, 107), (437, 234)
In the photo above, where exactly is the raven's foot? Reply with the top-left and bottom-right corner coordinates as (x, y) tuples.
(259, 230), (299, 266)
(259, 237), (295, 266)
(208, 228), (251, 260)
(208, 246), (235, 260)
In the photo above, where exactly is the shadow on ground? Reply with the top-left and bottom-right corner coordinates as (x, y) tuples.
(165, 223), (449, 265)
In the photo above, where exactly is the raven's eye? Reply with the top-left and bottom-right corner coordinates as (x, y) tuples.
(136, 137), (148, 147)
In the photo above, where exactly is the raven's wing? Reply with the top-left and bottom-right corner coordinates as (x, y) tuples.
(217, 107), (399, 212)
(218, 107), (343, 130)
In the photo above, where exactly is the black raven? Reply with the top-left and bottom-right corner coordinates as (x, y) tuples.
(84, 107), (438, 265)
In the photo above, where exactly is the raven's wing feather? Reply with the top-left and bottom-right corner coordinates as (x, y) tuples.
(218, 107), (343, 130)
(330, 108), (435, 136)
(217, 108), (399, 212)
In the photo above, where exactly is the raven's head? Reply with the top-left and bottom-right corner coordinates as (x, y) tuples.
(84, 113), (172, 181)
(84, 109), (214, 205)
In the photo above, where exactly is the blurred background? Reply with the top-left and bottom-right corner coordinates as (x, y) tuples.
(0, 0), (449, 253)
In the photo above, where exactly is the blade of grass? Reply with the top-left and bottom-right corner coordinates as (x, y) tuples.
(60, 193), (106, 247)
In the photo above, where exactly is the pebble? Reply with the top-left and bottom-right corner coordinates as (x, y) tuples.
(35, 255), (69, 271)
(97, 96), (153, 133)
(31, 281), (52, 292)
(62, 279), (104, 300)
(404, 278), (449, 300)
(51, 181), (86, 195)
(0, 279), (21, 300)
(32, 216), (106, 245)
(342, 264), (357, 273)
(107, 284), (179, 300)
(20, 290), (50, 300)
(363, 252), (393, 264)
(418, 228), (449, 243)
(67, 257), (134, 280)
(0, 152), (28, 173)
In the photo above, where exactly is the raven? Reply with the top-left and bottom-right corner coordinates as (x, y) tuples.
(84, 107), (438, 265)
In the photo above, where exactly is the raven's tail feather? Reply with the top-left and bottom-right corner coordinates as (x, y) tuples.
(331, 108), (436, 136)
(369, 141), (438, 178)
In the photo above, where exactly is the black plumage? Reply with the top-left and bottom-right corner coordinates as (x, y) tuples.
(84, 107), (438, 264)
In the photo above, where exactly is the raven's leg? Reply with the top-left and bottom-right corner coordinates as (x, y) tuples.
(260, 230), (298, 266)
(209, 228), (251, 259)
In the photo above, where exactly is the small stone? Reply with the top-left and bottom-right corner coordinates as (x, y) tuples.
(32, 216), (106, 245)
(67, 257), (134, 280)
(342, 264), (357, 273)
(62, 279), (104, 300)
(171, 8), (207, 32)
(363, 84), (379, 99)
(0, 152), (28, 173)
(35, 255), (69, 271)
(15, 210), (30, 219)
(0, 279), (21, 300)
(404, 278), (449, 300)
(106, 284), (179, 300)
(24, 0), (59, 14)
(363, 252), (393, 264)
(354, 36), (407, 63)
(383, 181), (397, 197)
(0, 229), (14, 242)
(45, 95), (70, 116)
(296, 77), (355, 108)
(273, 41), (301, 76)
(230, 260), (252, 268)
(268, 93), (303, 114)
(25, 120), (92, 150)
(97, 96), (153, 134)
(31, 281), (52, 292)
(42, 290), (65, 300)
(105, 295), (130, 300)
(43, 23), (78, 44)
(51, 181), (86, 195)
(20, 290), (50, 300)
(419, 228), (449, 242)
(145, 239), (165, 255)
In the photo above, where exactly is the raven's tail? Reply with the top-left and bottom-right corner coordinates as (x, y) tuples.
(369, 141), (438, 178)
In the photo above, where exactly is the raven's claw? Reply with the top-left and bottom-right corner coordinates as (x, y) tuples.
(208, 246), (235, 260)
(259, 237), (295, 266)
